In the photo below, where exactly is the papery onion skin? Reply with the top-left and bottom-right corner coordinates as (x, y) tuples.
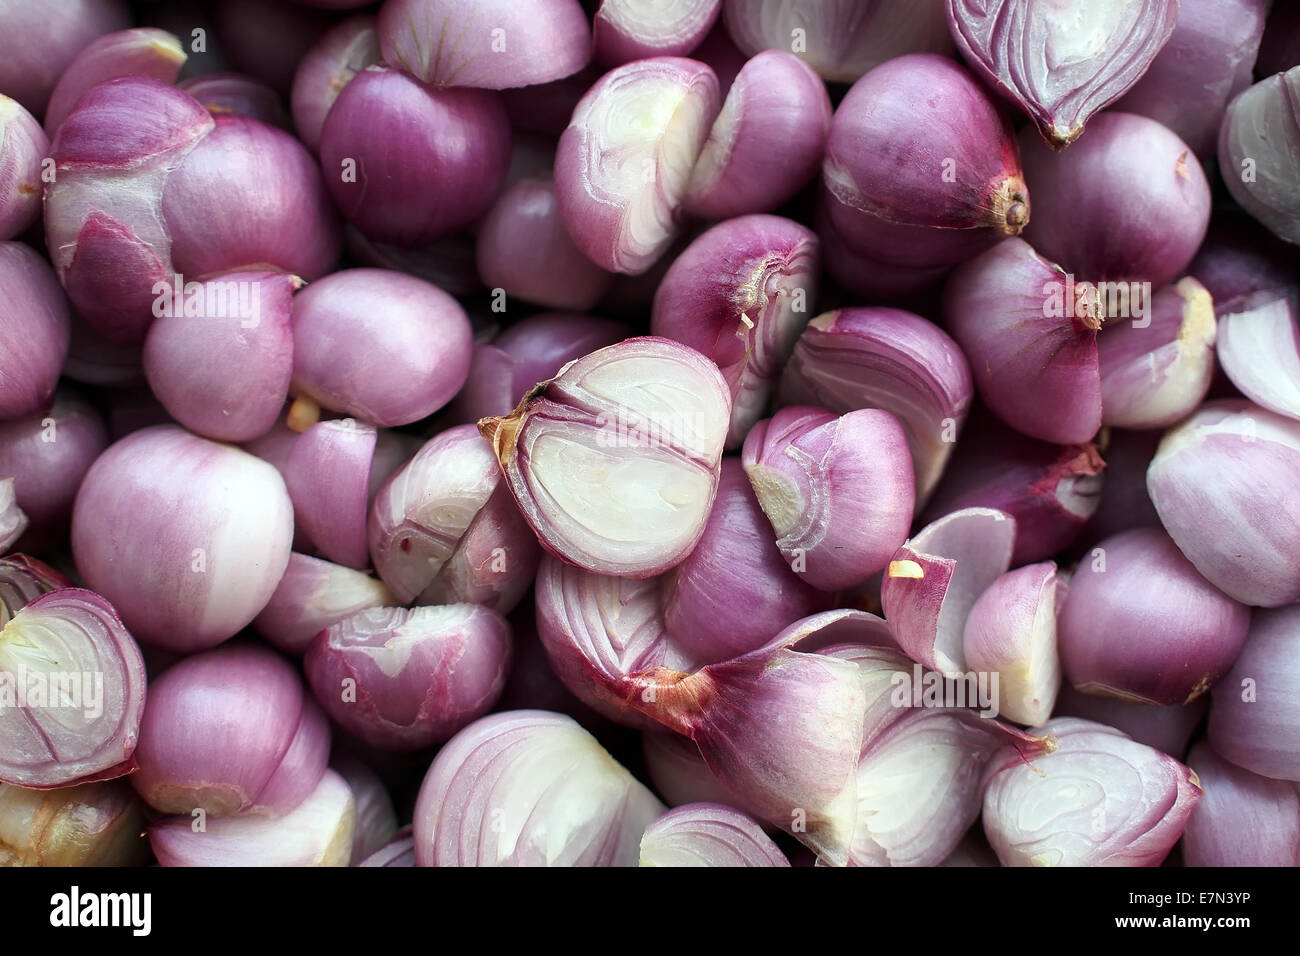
(923, 412), (1104, 564)
(880, 507), (1016, 678)
(43, 28), (187, 135)
(962, 562), (1062, 727)
(777, 307), (973, 504)
(595, 0), (721, 67)
(684, 51), (830, 220)
(0, 390), (108, 544)
(305, 604), (513, 752)
(652, 215), (820, 448)
(1052, 684), (1206, 759)
(413, 710), (665, 867)
(723, 0), (953, 84)
(0, 242), (71, 422)
(378, 0), (592, 90)
(1182, 741), (1300, 866)
(253, 553), (394, 656)
(178, 73), (289, 129)
(1146, 400), (1300, 606)
(554, 57), (720, 275)
(1020, 112), (1211, 289)
(943, 238), (1101, 445)
(742, 406), (915, 591)
(1219, 67), (1300, 245)
(638, 802), (789, 867)
(947, 0), (1182, 147)
(446, 313), (630, 426)
(1058, 527), (1250, 706)
(0, 0), (131, 116)
(1115, 0), (1270, 160)
(71, 425), (295, 652)
(1208, 604), (1300, 782)
(150, 767), (356, 867)
(480, 337), (731, 578)
(131, 642), (329, 816)
(0, 779), (149, 867)
(291, 15), (380, 153)
(476, 178), (614, 311)
(982, 718), (1202, 867)
(0, 96), (48, 241)
(291, 268), (474, 427)
(662, 458), (833, 664)
(822, 53), (1028, 271)
(143, 270), (299, 443)
(1098, 277), (1217, 429)
(0, 588), (147, 790)
(319, 67), (512, 246)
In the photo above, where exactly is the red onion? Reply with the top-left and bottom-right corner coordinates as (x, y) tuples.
(642, 732), (753, 812)
(0, 555), (73, 624)
(690, 20), (747, 95)
(1052, 684), (1206, 759)
(1216, 297), (1300, 422)
(0, 778), (148, 866)
(378, 0), (592, 90)
(881, 507), (1016, 678)
(1098, 277), (1217, 429)
(214, 0), (336, 95)
(479, 337), (731, 578)
(0, 589), (146, 789)
(43, 28), (187, 135)
(594, 0), (720, 67)
(369, 425), (541, 612)
(1147, 400), (1300, 606)
(555, 57), (720, 275)
(947, 0), (1182, 147)
(982, 718), (1202, 867)
(132, 643), (330, 816)
(962, 562), (1062, 726)
(0, 390), (107, 545)
(290, 16), (379, 153)
(305, 604), (513, 752)
(1059, 527), (1249, 705)
(815, 211), (954, 300)
(1020, 113), (1211, 289)
(413, 710), (665, 866)
(777, 308), (973, 504)
(290, 268), (473, 427)
(446, 312), (630, 426)
(142, 270), (299, 442)
(150, 767), (356, 867)
(943, 239), (1101, 445)
(0, 97), (47, 241)
(331, 755), (397, 865)
(1256, 2), (1300, 76)
(71, 425), (295, 652)
(1115, 0), (1270, 160)
(0, 0), (130, 117)
(684, 51), (829, 220)
(822, 54), (1029, 274)
(0, 481), (25, 554)
(923, 412), (1104, 564)
(639, 803), (789, 867)
(319, 67), (511, 246)
(742, 406), (915, 591)
(1181, 742), (1300, 866)
(0, 242), (70, 421)
(252, 553), (394, 656)
(723, 0), (952, 83)
(661, 459), (833, 664)
(178, 74), (290, 129)
(1219, 67), (1300, 245)
(284, 418), (376, 570)
(358, 830), (416, 868)
(476, 178), (614, 311)
(1208, 604), (1300, 781)
(46, 78), (340, 343)
(652, 215), (820, 447)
